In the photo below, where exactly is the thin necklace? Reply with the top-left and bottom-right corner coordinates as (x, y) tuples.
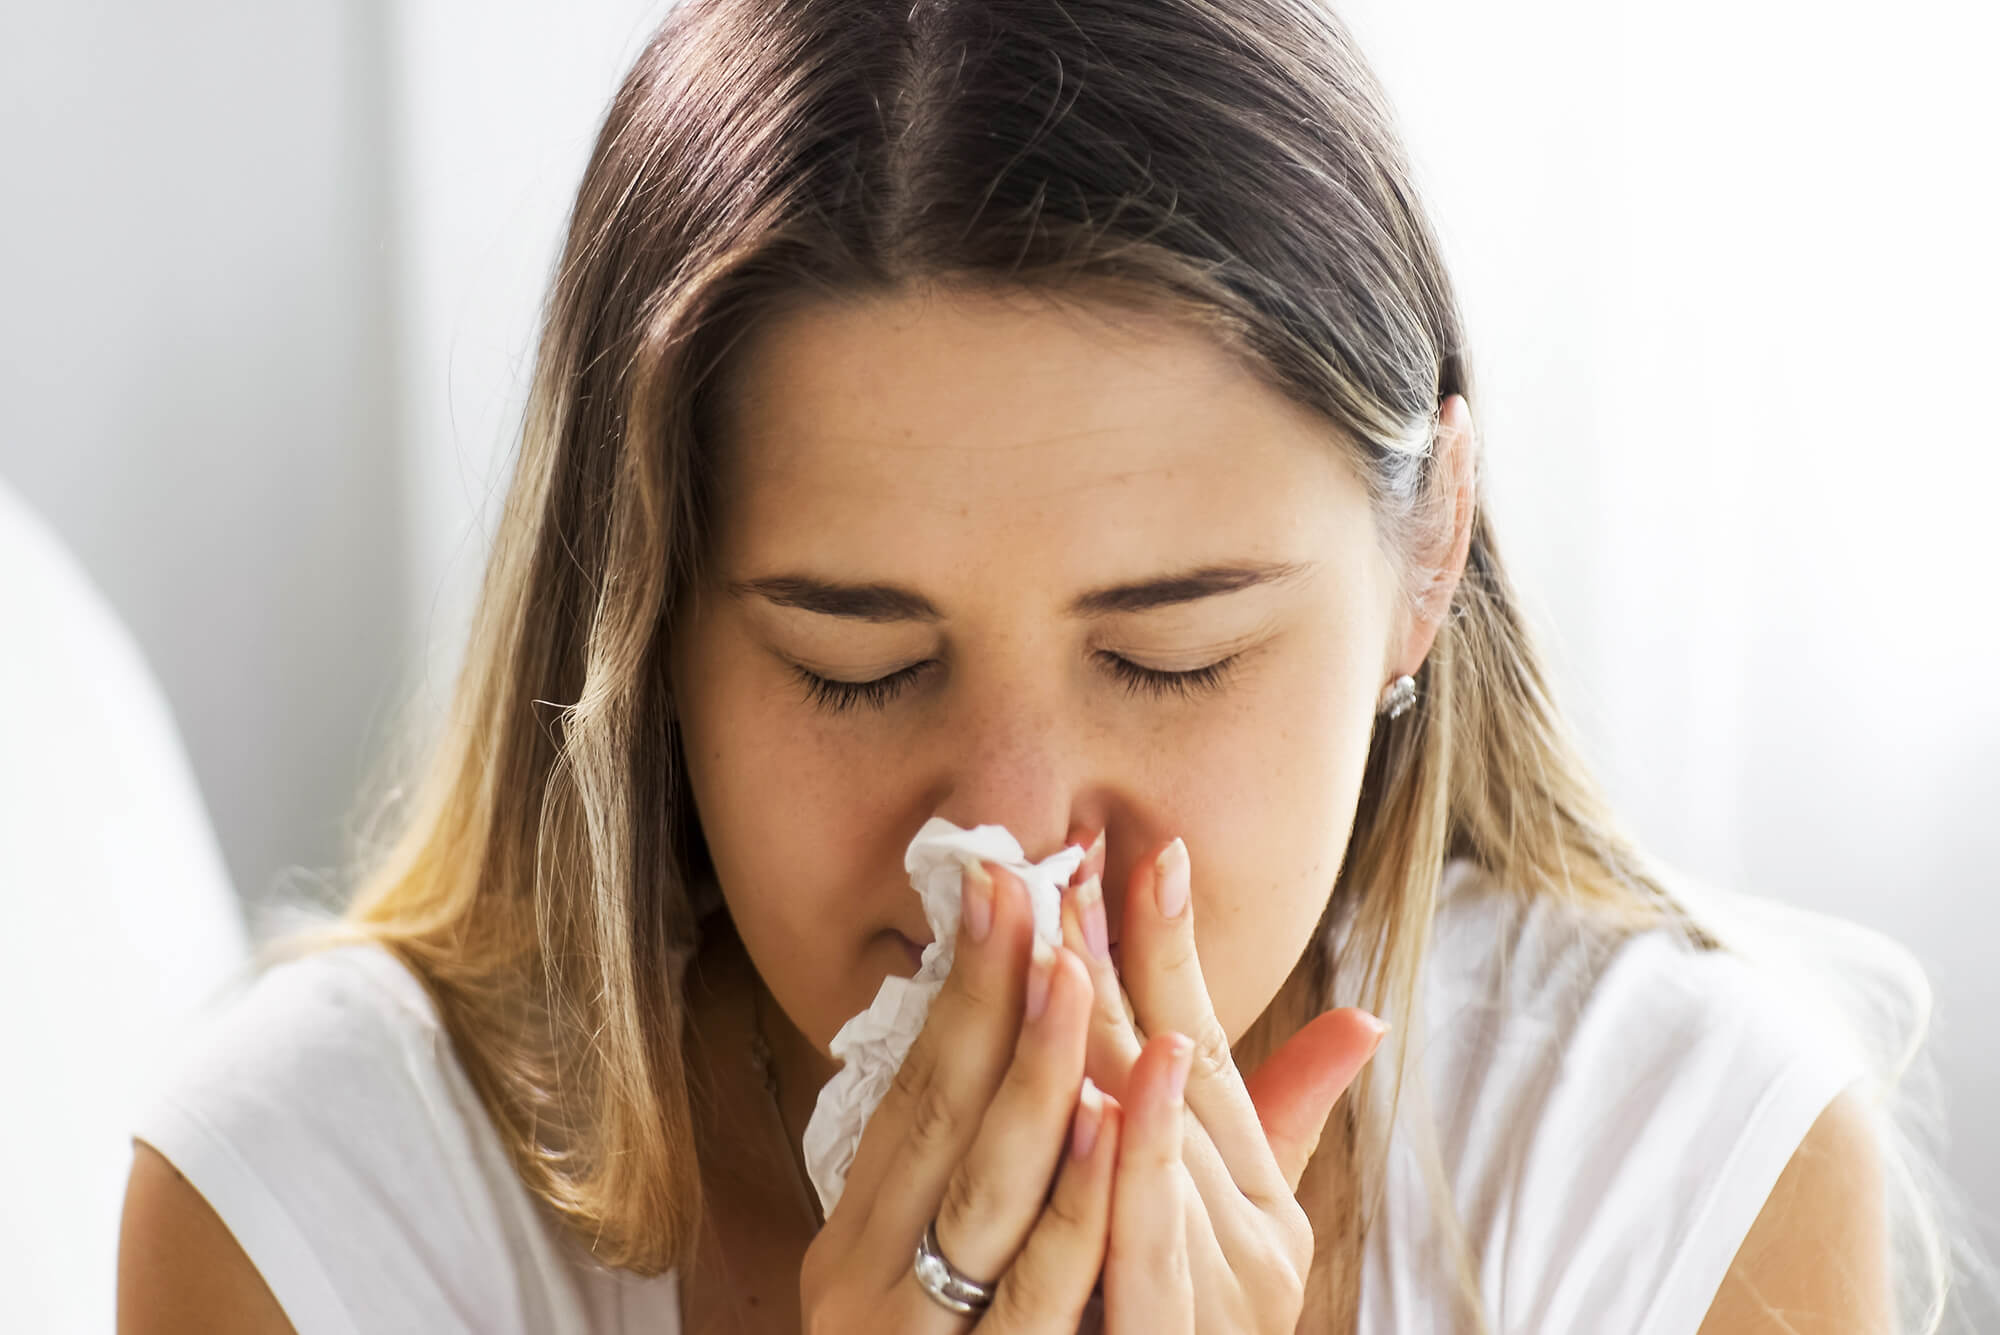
(747, 977), (826, 1233)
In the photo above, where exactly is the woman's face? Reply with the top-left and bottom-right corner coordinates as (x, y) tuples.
(672, 285), (1410, 1054)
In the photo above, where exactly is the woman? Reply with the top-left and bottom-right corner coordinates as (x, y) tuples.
(118, 1), (1946, 1331)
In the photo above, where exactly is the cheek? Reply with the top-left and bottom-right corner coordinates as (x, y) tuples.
(678, 644), (919, 1042)
(1177, 656), (1377, 1041)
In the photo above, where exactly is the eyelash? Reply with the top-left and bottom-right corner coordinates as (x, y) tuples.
(1101, 652), (1242, 700)
(790, 653), (1244, 715)
(792, 661), (935, 713)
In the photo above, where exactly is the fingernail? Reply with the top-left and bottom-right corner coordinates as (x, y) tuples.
(1026, 938), (1056, 1021)
(1362, 1012), (1390, 1056)
(1165, 1033), (1194, 1103)
(1085, 828), (1107, 879)
(962, 860), (994, 943)
(1071, 1077), (1104, 1160)
(1155, 838), (1190, 920)
(1073, 874), (1110, 961)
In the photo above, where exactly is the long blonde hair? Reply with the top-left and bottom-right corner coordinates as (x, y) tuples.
(268, 0), (1964, 1329)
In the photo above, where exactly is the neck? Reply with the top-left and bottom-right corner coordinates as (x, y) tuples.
(691, 920), (836, 1221)
(754, 962), (838, 1160)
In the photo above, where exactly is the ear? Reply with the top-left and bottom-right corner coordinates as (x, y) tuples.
(1386, 393), (1477, 679)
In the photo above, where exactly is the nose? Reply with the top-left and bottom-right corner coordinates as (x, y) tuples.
(926, 676), (1091, 866)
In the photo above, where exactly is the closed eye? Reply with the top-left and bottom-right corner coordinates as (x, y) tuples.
(789, 652), (1243, 714)
(1096, 651), (1242, 700)
(789, 660), (935, 713)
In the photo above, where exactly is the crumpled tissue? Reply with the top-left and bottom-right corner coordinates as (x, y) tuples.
(800, 817), (1086, 1217)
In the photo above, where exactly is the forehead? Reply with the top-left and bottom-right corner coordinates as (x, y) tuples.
(709, 285), (1373, 581)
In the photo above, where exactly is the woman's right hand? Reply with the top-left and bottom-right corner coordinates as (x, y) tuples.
(799, 856), (1132, 1332)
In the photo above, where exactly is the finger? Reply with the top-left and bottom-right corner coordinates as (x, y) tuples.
(1063, 825), (1107, 890)
(1172, 1088), (1286, 1267)
(1118, 838), (1290, 1206)
(1066, 883), (1291, 1274)
(930, 944), (1092, 1283)
(1060, 874), (1142, 1098)
(1243, 1006), (1388, 1192)
(1178, 1160), (1242, 1333)
(974, 1081), (1122, 1333)
(1105, 1032), (1195, 1335)
(840, 860), (1034, 1239)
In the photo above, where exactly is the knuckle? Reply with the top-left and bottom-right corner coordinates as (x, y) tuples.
(1223, 1223), (1309, 1321)
(1108, 1210), (1186, 1286)
(1039, 1178), (1092, 1237)
(1160, 927), (1202, 976)
(1271, 1264), (1308, 1318)
(905, 1070), (964, 1155)
(1188, 1013), (1235, 1084)
(940, 936), (1003, 1010)
(990, 1260), (1055, 1327)
(1089, 973), (1135, 1034)
(798, 1246), (825, 1299)
(937, 1162), (998, 1239)
(800, 1279), (862, 1335)
(1128, 1231), (1189, 1296)
(1151, 1124), (1189, 1173)
(890, 1035), (938, 1108)
(954, 960), (1004, 1012)
(977, 1182), (1100, 1327)
(1276, 1198), (1315, 1272)
(1250, 1241), (1306, 1315)
(798, 1233), (839, 1305)
(803, 1228), (959, 1335)
(1092, 978), (1128, 1025)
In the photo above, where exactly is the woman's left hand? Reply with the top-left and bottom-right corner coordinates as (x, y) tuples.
(1056, 829), (1387, 1334)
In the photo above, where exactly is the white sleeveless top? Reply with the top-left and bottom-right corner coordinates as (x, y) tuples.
(132, 859), (1870, 1334)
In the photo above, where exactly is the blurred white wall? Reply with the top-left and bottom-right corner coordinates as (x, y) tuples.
(0, 477), (250, 1333)
(5, 0), (1994, 1314)
(0, 0), (408, 922)
(379, 0), (677, 700)
(1341, 0), (2000, 1276)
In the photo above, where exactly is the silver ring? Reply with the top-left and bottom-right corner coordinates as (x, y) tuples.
(912, 1218), (995, 1317)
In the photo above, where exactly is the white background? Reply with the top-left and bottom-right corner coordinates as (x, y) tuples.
(4, 0), (1994, 1305)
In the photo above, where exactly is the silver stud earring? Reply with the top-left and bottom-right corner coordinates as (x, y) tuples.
(1377, 673), (1417, 720)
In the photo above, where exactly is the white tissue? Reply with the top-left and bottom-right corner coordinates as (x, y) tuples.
(800, 817), (1086, 1218)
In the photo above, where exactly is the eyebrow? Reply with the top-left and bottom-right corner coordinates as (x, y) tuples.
(731, 561), (1313, 623)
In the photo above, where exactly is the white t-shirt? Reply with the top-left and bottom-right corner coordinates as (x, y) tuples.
(1352, 860), (1868, 1335)
(131, 858), (1868, 1334)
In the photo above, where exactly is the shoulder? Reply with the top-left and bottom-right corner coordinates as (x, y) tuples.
(120, 1138), (296, 1335)
(1366, 860), (1878, 1335)
(126, 943), (481, 1335)
(133, 942), (468, 1223)
(160, 939), (448, 1083)
(1415, 858), (1867, 1111)
(126, 942), (676, 1335)
(1697, 1086), (1890, 1334)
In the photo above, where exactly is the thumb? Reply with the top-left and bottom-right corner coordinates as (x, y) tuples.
(1243, 1007), (1389, 1192)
